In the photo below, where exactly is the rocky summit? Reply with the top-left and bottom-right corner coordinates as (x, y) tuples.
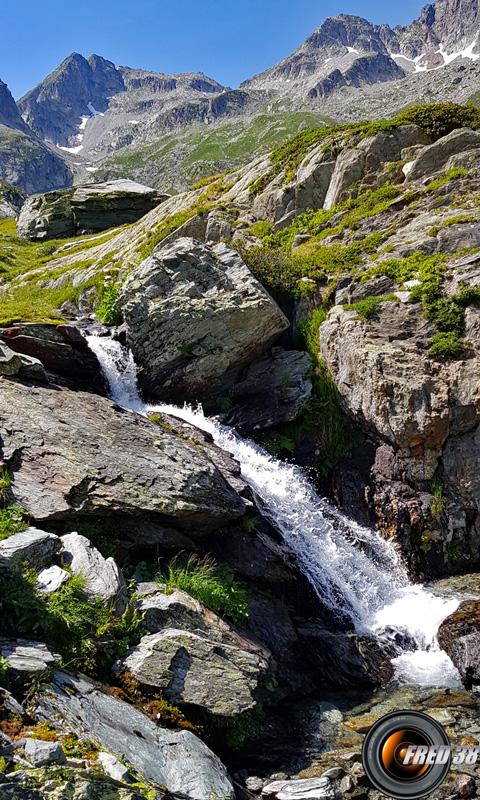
(3, 2), (480, 799)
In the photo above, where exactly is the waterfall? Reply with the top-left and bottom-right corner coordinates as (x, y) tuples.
(87, 334), (461, 688)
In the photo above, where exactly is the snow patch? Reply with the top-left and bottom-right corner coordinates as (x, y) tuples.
(57, 144), (84, 154)
(85, 166), (98, 172)
(79, 115), (90, 131)
(128, 120), (140, 125)
(346, 46), (359, 54)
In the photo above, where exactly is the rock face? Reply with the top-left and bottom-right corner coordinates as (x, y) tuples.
(438, 601), (480, 688)
(228, 348), (313, 432)
(120, 237), (290, 404)
(0, 379), (245, 544)
(320, 295), (480, 574)
(0, 179), (26, 218)
(61, 532), (127, 615)
(407, 128), (480, 181)
(0, 126), (72, 196)
(122, 626), (270, 717)
(36, 670), (235, 799)
(0, 323), (108, 393)
(17, 180), (166, 241)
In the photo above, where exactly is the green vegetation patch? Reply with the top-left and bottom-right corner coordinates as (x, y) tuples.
(159, 554), (249, 625)
(95, 282), (123, 325)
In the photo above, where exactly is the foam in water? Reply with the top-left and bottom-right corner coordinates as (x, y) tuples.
(87, 335), (461, 687)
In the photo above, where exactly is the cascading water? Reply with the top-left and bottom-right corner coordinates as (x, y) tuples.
(87, 333), (461, 688)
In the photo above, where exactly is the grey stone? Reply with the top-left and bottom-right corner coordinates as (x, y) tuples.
(61, 532), (127, 615)
(0, 528), (60, 573)
(407, 128), (480, 182)
(36, 565), (70, 594)
(0, 380), (245, 546)
(0, 323), (108, 394)
(121, 627), (270, 716)
(0, 640), (57, 678)
(36, 670), (235, 799)
(324, 149), (365, 210)
(228, 347), (313, 432)
(120, 237), (289, 404)
(24, 739), (66, 767)
(18, 353), (49, 383)
(262, 778), (338, 800)
(98, 751), (131, 783)
(0, 342), (22, 376)
(135, 587), (206, 634)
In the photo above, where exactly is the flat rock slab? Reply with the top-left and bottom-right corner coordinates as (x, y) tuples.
(262, 778), (339, 800)
(0, 527), (60, 572)
(36, 670), (235, 799)
(0, 639), (57, 678)
(24, 738), (66, 767)
(0, 380), (245, 545)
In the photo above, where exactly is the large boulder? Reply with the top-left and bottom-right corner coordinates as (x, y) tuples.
(119, 238), (289, 404)
(121, 627), (270, 717)
(17, 179), (166, 240)
(61, 533), (127, 615)
(36, 670), (235, 799)
(0, 380), (245, 545)
(406, 128), (480, 182)
(0, 323), (107, 393)
(323, 149), (365, 210)
(438, 601), (480, 688)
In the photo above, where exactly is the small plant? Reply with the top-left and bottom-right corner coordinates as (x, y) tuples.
(30, 722), (58, 742)
(0, 755), (8, 773)
(178, 342), (194, 358)
(95, 282), (122, 325)
(431, 478), (445, 519)
(61, 733), (98, 760)
(0, 505), (28, 540)
(345, 293), (398, 320)
(249, 221), (273, 238)
(144, 698), (198, 732)
(0, 656), (8, 678)
(0, 467), (11, 503)
(241, 515), (259, 534)
(161, 554), (249, 624)
(428, 332), (468, 360)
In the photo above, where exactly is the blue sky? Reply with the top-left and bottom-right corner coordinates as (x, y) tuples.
(3, 0), (424, 99)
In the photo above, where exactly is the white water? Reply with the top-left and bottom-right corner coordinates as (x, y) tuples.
(87, 334), (461, 687)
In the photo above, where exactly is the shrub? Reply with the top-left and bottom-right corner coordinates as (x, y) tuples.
(428, 332), (468, 360)
(397, 103), (480, 140)
(249, 221), (273, 238)
(345, 293), (398, 320)
(161, 554), (248, 624)
(95, 282), (122, 325)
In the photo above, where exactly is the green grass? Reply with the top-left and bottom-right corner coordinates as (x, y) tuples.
(431, 477), (445, 519)
(0, 506), (28, 540)
(0, 570), (144, 674)
(160, 554), (249, 624)
(425, 167), (468, 193)
(345, 293), (398, 320)
(428, 214), (478, 237)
